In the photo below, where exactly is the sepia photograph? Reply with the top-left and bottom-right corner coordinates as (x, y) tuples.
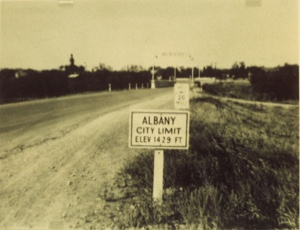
(0, 0), (299, 229)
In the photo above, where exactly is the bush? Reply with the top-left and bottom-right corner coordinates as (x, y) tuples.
(202, 64), (299, 102)
(202, 81), (256, 100)
(250, 64), (299, 100)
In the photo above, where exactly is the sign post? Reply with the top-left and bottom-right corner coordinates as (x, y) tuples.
(153, 150), (164, 203)
(129, 110), (189, 203)
(151, 66), (155, 89)
(129, 78), (190, 204)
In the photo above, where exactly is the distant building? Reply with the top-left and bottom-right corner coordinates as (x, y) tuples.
(70, 54), (75, 67)
(64, 54), (85, 78)
(15, 69), (28, 78)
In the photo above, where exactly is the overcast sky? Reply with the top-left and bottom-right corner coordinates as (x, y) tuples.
(0, 0), (298, 70)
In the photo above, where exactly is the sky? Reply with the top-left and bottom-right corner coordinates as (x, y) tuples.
(0, 0), (299, 71)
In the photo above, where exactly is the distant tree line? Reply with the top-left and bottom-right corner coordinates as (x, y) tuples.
(201, 62), (247, 79)
(154, 66), (201, 79)
(0, 69), (68, 103)
(202, 62), (298, 101)
(0, 68), (151, 104)
(0, 62), (298, 104)
(202, 63), (298, 101)
(249, 64), (299, 100)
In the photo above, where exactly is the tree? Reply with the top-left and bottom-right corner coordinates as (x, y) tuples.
(97, 63), (113, 71)
(230, 62), (247, 79)
(249, 64), (299, 100)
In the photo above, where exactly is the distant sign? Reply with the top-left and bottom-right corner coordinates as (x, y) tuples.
(174, 83), (190, 110)
(129, 110), (189, 149)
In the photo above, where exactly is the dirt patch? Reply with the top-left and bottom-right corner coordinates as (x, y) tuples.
(0, 89), (173, 229)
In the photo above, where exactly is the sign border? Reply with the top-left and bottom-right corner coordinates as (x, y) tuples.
(129, 109), (190, 149)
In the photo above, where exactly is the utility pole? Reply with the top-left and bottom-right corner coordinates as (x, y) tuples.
(190, 56), (194, 86)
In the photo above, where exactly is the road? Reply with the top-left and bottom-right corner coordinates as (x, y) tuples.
(0, 88), (174, 229)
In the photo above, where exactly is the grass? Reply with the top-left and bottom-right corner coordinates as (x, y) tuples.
(98, 96), (299, 229)
(202, 80), (299, 104)
(202, 80), (256, 100)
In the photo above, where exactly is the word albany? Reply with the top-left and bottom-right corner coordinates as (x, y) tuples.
(142, 116), (176, 125)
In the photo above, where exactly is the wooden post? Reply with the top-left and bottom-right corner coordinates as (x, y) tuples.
(108, 84), (111, 92)
(153, 150), (164, 203)
(129, 83), (131, 90)
(174, 67), (176, 80)
(135, 83), (138, 90)
(151, 65), (155, 89)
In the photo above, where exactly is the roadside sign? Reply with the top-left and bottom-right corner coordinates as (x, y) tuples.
(129, 110), (189, 149)
(174, 83), (189, 110)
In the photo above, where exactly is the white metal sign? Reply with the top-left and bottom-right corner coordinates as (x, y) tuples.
(174, 83), (190, 110)
(129, 110), (189, 149)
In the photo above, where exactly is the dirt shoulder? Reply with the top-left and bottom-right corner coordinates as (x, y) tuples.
(0, 89), (173, 229)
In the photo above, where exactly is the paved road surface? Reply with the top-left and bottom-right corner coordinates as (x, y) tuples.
(0, 88), (173, 229)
